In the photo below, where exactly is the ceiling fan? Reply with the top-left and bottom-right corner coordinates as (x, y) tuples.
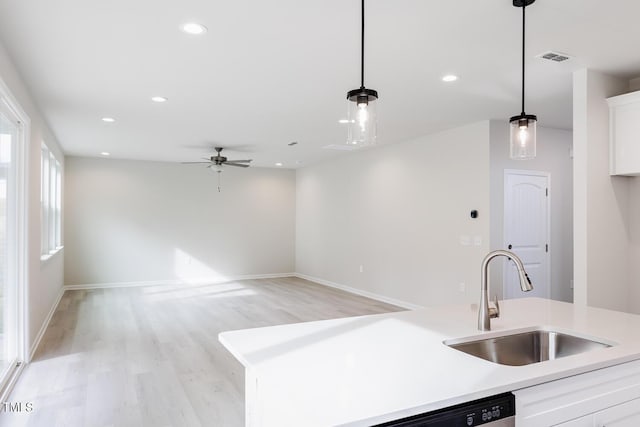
(182, 147), (253, 168)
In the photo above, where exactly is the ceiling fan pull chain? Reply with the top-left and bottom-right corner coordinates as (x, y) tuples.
(218, 170), (222, 192)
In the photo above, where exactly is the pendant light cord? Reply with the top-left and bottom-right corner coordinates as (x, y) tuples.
(360, 0), (365, 89)
(521, 3), (526, 115)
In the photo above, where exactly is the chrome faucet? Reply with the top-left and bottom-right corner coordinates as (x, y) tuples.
(478, 250), (533, 331)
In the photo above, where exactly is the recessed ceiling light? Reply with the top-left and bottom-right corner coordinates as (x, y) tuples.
(100, 152), (111, 156)
(181, 22), (207, 35)
(338, 119), (355, 124)
(101, 117), (115, 123)
(442, 75), (458, 82)
(151, 96), (168, 103)
(275, 162), (283, 167)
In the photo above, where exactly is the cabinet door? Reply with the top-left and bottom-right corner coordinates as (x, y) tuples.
(556, 414), (594, 426)
(594, 398), (640, 427)
(608, 91), (640, 176)
(513, 360), (640, 426)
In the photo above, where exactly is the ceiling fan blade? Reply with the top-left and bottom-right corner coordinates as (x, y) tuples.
(182, 161), (212, 164)
(224, 162), (250, 168)
(226, 159), (252, 163)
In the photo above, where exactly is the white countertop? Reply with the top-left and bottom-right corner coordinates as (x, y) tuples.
(219, 298), (640, 426)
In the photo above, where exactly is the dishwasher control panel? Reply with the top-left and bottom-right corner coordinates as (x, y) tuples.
(374, 392), (515, 426)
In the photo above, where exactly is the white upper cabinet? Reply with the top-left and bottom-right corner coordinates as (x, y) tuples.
(608, 90), (640, 176)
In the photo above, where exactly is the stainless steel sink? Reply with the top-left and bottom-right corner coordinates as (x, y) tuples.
(445, 329), (613, 366)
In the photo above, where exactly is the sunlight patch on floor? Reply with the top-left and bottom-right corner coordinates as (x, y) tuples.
(143, 282), (257, 302)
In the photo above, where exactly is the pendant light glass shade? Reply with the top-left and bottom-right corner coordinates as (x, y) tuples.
(347, 88), (378, 146)
(346, 0), (378, 147)
(510, 114), (537, 159)
(510, 0), (537, 160)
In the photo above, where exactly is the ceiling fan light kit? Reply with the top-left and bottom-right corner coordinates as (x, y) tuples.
(509, 0), (537, 160)
(182, 147), (253, 168)
(346, 0), (378, 147)
(182, 147), (253, 192)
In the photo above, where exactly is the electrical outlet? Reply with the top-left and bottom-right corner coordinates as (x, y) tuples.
(459, 282), (466, 293)
(359, 265), (364, 273)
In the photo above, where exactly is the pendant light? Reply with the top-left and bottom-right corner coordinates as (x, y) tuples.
(509, 0), (537, 160)
(346, 0), (378, 146)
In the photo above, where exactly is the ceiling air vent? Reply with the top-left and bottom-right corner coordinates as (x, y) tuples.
(538, 51), (572, 62)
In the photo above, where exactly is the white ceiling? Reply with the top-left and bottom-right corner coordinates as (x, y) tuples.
(0, 0), (639, 168)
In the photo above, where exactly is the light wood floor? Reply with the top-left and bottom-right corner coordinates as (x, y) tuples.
(1, 277), (402, 426)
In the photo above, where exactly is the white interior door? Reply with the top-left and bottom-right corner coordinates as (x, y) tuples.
(504, 170), (550, 299)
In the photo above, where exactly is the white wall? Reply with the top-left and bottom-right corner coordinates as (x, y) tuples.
(489, 121), (573, 302)
(573, 69), (632, 312)
(64, 157), (295, 286)
(630, 180), (640, 313)
(0, 41), (65, 357)
(295, 121), (491, 308)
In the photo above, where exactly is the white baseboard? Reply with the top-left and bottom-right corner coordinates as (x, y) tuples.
(294, 273), (423, 310)
(63, 273), (297, 291)
(29, 285), (65, 362)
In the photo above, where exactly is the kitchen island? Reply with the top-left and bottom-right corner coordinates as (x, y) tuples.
(219, 298), (640, 426)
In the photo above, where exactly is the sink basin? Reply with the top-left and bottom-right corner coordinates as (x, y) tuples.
(445, 329), (613, 366)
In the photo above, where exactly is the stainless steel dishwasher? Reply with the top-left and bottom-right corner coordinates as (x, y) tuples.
(372, 392), (515, 427)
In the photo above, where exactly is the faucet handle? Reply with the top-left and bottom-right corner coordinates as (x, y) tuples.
(489, 295), (500, 319)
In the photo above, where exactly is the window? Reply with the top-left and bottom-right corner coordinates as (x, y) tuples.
(0, 81), (28, 384)
(41, 143), (62, 257)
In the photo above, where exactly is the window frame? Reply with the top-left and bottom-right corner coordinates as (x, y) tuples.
(0, 73), (29, 377)
(40, 143), (62, 260)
